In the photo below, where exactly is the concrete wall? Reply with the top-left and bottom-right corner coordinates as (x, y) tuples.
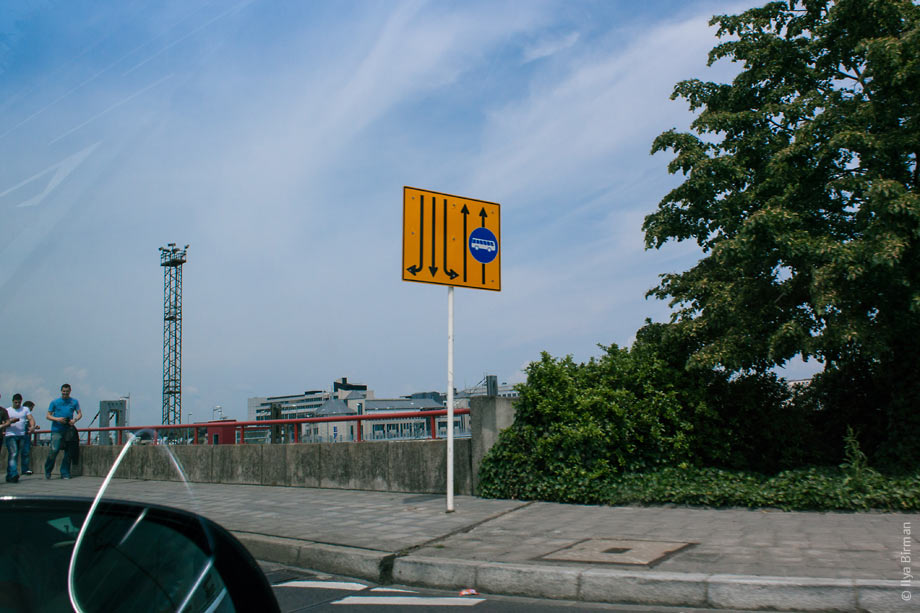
(470, 396), (515, 495)
(37, 397), (515, 495)
(70, 439), (474, 495)
(24, 446), (84, 478)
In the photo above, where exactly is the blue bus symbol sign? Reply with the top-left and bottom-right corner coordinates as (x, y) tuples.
(469, 227), (498, 264)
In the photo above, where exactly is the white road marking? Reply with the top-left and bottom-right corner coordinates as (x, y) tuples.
(275, 580), (367, 591)
(333, 596), (484, 606)
(369, 587), (417, 593)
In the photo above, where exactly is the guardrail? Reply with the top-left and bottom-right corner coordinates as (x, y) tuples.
(32, 408), (472, 446)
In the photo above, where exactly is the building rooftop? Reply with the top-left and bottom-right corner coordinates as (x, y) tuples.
(266, 390), (325, 401)
(365, 399), (444, 412)
(315, 398), (354, 416)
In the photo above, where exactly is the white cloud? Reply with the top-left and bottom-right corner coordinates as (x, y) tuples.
(0, 1), (749, 420)
(62, 366), (89, 385)
(0, 372), (55, 424)
(470, 12), (735, 206)
(446, 9), (731, 355)
(521, 31), (580, 63)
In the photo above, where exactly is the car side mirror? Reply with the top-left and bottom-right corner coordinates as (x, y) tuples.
(0, 497), (280, 613)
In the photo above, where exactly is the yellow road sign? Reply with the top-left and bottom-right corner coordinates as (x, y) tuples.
(402, 187), (500, 291)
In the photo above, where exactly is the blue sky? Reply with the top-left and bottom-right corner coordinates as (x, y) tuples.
(2, 0), (812, 427)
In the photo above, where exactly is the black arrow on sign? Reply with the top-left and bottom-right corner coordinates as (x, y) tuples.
(479, 207), (488, 285)
(460, 204), (469, 282)
(406, 195), (425, 275)
(443, 199), (459, 280)
(428, 197), (438, 276)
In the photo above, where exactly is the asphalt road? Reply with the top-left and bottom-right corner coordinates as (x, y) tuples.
(260, 562), (801, 613)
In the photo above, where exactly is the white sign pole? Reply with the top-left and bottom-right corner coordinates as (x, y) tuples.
(446, 285), (455, 513)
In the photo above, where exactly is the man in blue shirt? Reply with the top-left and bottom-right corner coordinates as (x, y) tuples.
(45, 383), (82, 479)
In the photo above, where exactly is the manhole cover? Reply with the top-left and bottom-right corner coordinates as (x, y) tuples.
(541, 538), (692, 565)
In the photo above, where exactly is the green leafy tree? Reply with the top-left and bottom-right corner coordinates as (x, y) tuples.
(478, 344), (702, 501)
(477, 325), (810, 502)
(631, 322), (808, 472)
(644, 0), (920, 463)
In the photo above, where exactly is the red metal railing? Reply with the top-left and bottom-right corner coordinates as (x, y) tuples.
(32, 408), (471, 446)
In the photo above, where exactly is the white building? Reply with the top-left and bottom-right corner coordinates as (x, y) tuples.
(246, 375), (513, 442)
(247, 377), (372, 422)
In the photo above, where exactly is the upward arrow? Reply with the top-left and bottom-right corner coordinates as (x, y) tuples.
(461, 204), (469, 282)
(479, 207), (488, 284)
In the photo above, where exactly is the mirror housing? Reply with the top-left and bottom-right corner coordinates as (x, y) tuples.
(0, 496), (280, 612)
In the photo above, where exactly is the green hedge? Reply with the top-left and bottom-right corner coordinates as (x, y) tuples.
(479, 427), (920, 511)
(606, 466), (920, 511)
(477, 327), (919, 510)
(480, 464), (920, 511)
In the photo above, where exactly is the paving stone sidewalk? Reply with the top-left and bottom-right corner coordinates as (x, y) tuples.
(413, 502), (908, 579)
(6, 476), (917, 612)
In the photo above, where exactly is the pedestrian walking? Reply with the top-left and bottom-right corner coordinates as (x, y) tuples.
(0, 393), (12, 463)
(45, 383), (82, 480)
(4, 394), (34, 483)
(21, 400), (36, 475)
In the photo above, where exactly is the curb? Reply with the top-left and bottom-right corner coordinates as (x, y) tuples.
(234, 533), (394, 583)
(395, 558), (912, 613)
(235, 533), (912, 613)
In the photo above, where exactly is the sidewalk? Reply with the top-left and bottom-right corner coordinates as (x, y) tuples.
(7, 476), (916, 612)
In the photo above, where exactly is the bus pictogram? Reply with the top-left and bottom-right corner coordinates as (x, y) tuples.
(470, 237), (496, 253)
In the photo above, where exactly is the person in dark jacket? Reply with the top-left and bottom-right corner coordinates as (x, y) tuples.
(21, 400), (36, 475)
(0, 394), (14, 484)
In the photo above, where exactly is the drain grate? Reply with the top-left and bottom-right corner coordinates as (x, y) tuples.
(541, 538), (692, 565)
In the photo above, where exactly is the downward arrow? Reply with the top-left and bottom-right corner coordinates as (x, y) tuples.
(406, 195), (425, 276)
(429, 197), (438, 276)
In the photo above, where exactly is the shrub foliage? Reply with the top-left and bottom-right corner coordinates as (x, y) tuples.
(477, 326), (918, 510)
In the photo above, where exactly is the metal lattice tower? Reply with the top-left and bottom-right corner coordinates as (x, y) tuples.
(160, 243), (188, 425)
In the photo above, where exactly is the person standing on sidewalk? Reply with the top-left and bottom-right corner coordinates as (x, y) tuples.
(5, 394), (34, 483)
(21, 400), (37, 475)
(45, 383), (82, 480)
(0, 394), (13, 480)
